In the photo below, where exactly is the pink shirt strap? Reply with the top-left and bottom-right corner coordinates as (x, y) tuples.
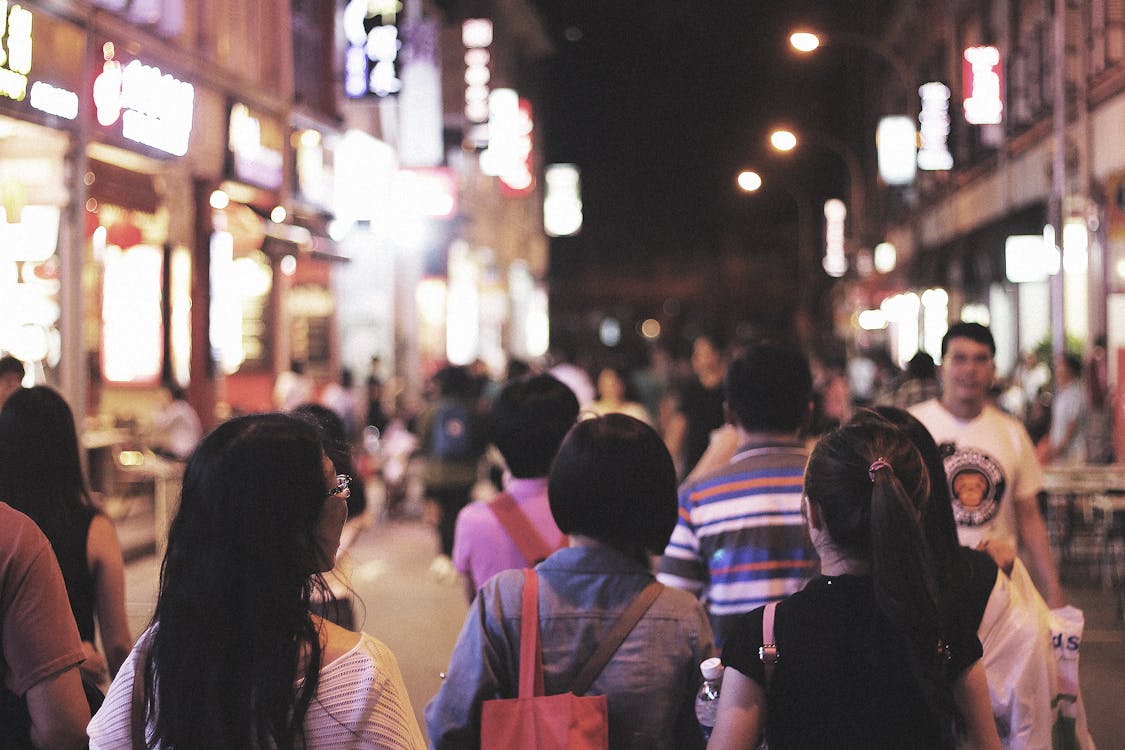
(758, 600), (779, 685)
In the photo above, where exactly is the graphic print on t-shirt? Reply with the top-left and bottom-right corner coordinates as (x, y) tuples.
(939, 442), (1008, 528)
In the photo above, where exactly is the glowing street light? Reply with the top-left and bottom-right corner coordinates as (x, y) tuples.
(787, 26), (916, 114)
(789, 31), (820, 53)
(736, 170), (762, 192)
(770, 129), (797, 152)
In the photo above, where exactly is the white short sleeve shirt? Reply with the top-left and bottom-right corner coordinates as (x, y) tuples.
(909, 399), (1044, 548)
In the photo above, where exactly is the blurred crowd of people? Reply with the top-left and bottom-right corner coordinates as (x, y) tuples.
(0, 319), (1113, 747)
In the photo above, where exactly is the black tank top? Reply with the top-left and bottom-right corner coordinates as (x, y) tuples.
(47, 505), (99, 642)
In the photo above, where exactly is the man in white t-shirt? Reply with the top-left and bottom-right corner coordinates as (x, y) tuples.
(910, 322), (1063, 608)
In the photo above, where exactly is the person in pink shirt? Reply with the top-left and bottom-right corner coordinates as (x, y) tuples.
(452, 374), (579, 601)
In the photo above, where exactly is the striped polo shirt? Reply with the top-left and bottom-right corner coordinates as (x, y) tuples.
(657, 441), (818, 645)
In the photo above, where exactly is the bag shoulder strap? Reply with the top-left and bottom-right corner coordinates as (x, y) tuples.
(489, 493), (564, 565)
(568, 580), (664, 696)
(759, 600), (780, 686)
(518, 569), (545, 699)
(130, 634), (150, 748)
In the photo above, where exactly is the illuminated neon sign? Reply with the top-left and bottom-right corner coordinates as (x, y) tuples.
(93, 42), (195, 156)
(344, 0), (402, 98)
(823, 199), (847, 278)
(462, 19), (492, 124)
(917, 82), (953, 171)
(0, 2), (32, 102)
(228, 102), (283, 190)
(29, 81), (77, 119)
(963, 46), (1003, 125)
(480, 90), (534, 197)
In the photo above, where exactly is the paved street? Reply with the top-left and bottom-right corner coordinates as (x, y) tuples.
(117, 496), (1125, 748)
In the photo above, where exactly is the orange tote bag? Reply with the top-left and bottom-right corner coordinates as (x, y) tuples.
(480, 570), (662, 749)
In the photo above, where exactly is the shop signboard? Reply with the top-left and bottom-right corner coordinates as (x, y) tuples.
(963, 46), (1003, 126)
(92, 42), (194, 156)
(918, 82), (953, 171)
(480, 89), (534, 197)
(876, 115), (916, 186)
(0, 6), (82, 122)
(226, 101), (284, 191)
(294, 128), (334, 212)
(462, 19), (491, 123)
(0, 2), (32, 102)
(399, 18), (442, 167)
(343, 0), (402, 98)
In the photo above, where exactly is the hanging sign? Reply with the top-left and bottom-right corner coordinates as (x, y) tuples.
(963, 46), (1003, 125)
(0, 2), (32, 102)
(343, 0), (402, 98)
(92, 42), (194, 156)
(917, 82), (953, 171)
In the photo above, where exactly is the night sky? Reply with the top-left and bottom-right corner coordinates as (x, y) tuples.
(528, 1), (895, 283)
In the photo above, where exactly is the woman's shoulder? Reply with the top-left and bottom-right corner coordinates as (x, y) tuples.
(315, 616), (365, 664)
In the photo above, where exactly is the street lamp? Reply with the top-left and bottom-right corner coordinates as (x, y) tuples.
(768, 127), (866, 252)
(737, 168), (816, 286)
(788, 28), (916, 114)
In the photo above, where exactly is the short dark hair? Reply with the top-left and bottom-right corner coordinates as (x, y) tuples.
(436, 365), (472, 398)
(0, 355), (24, 379)
(940, 322), (995, 357)
(548, 414), (677, 555)
(1059, 353), (1082, 378)
(905, 351), (936, 380)
(490, 375), (578, 478)
(725, 341), (812, 432)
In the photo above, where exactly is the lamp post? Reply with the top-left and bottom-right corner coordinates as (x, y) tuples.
(788, 29), (916, 115)
(769, 128), (866, 254)
(737, 169), (813, 269)
(737, 169), (817, 318)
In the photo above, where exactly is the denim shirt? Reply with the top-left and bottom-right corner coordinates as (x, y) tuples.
(425, 545), (715, 749)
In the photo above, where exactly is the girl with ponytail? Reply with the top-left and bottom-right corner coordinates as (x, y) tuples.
(707, 421), (998, 749)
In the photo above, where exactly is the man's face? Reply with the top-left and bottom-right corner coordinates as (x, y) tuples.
(941, 337), (995, 412)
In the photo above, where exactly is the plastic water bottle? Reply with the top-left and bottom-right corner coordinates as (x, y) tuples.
(695, 656), (724, 741)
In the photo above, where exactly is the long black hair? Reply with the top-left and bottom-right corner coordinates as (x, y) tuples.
(0, 386), (94, 539)
(804, 420), (953, 729)
(144, 413), (332, 749)
(858, 406), (967, 601)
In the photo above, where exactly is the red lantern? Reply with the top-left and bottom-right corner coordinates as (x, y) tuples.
(105, 221), (142, 249)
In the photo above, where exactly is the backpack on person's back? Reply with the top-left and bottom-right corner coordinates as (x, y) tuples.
(431, 401), (477, 460)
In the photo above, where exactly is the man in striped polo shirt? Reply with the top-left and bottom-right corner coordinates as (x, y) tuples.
(657, 341), (819, 645)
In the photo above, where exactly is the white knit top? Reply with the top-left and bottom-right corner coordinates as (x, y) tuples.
(87, 631), (425, 749)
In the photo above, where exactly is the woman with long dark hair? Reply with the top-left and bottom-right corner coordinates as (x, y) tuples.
(0, 386), (132, 696)
(708, 420), (998, 749)
(861, 405), (1056, 748)
(87, 413), (424, 749)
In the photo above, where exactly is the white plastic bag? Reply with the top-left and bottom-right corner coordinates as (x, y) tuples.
(975, 559), (1056, 749)
(1047, 605), (1096, 750)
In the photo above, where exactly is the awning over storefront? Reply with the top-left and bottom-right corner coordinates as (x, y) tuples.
(253, 207), (348, 263)
(911, 202), (1046, 291)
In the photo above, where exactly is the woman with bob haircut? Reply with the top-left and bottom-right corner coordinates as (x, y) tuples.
(708, 419), (999, 750)
(0, 386), (133, 700)
(426, 414), (714, 749)
(87, 413), (424, 749)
